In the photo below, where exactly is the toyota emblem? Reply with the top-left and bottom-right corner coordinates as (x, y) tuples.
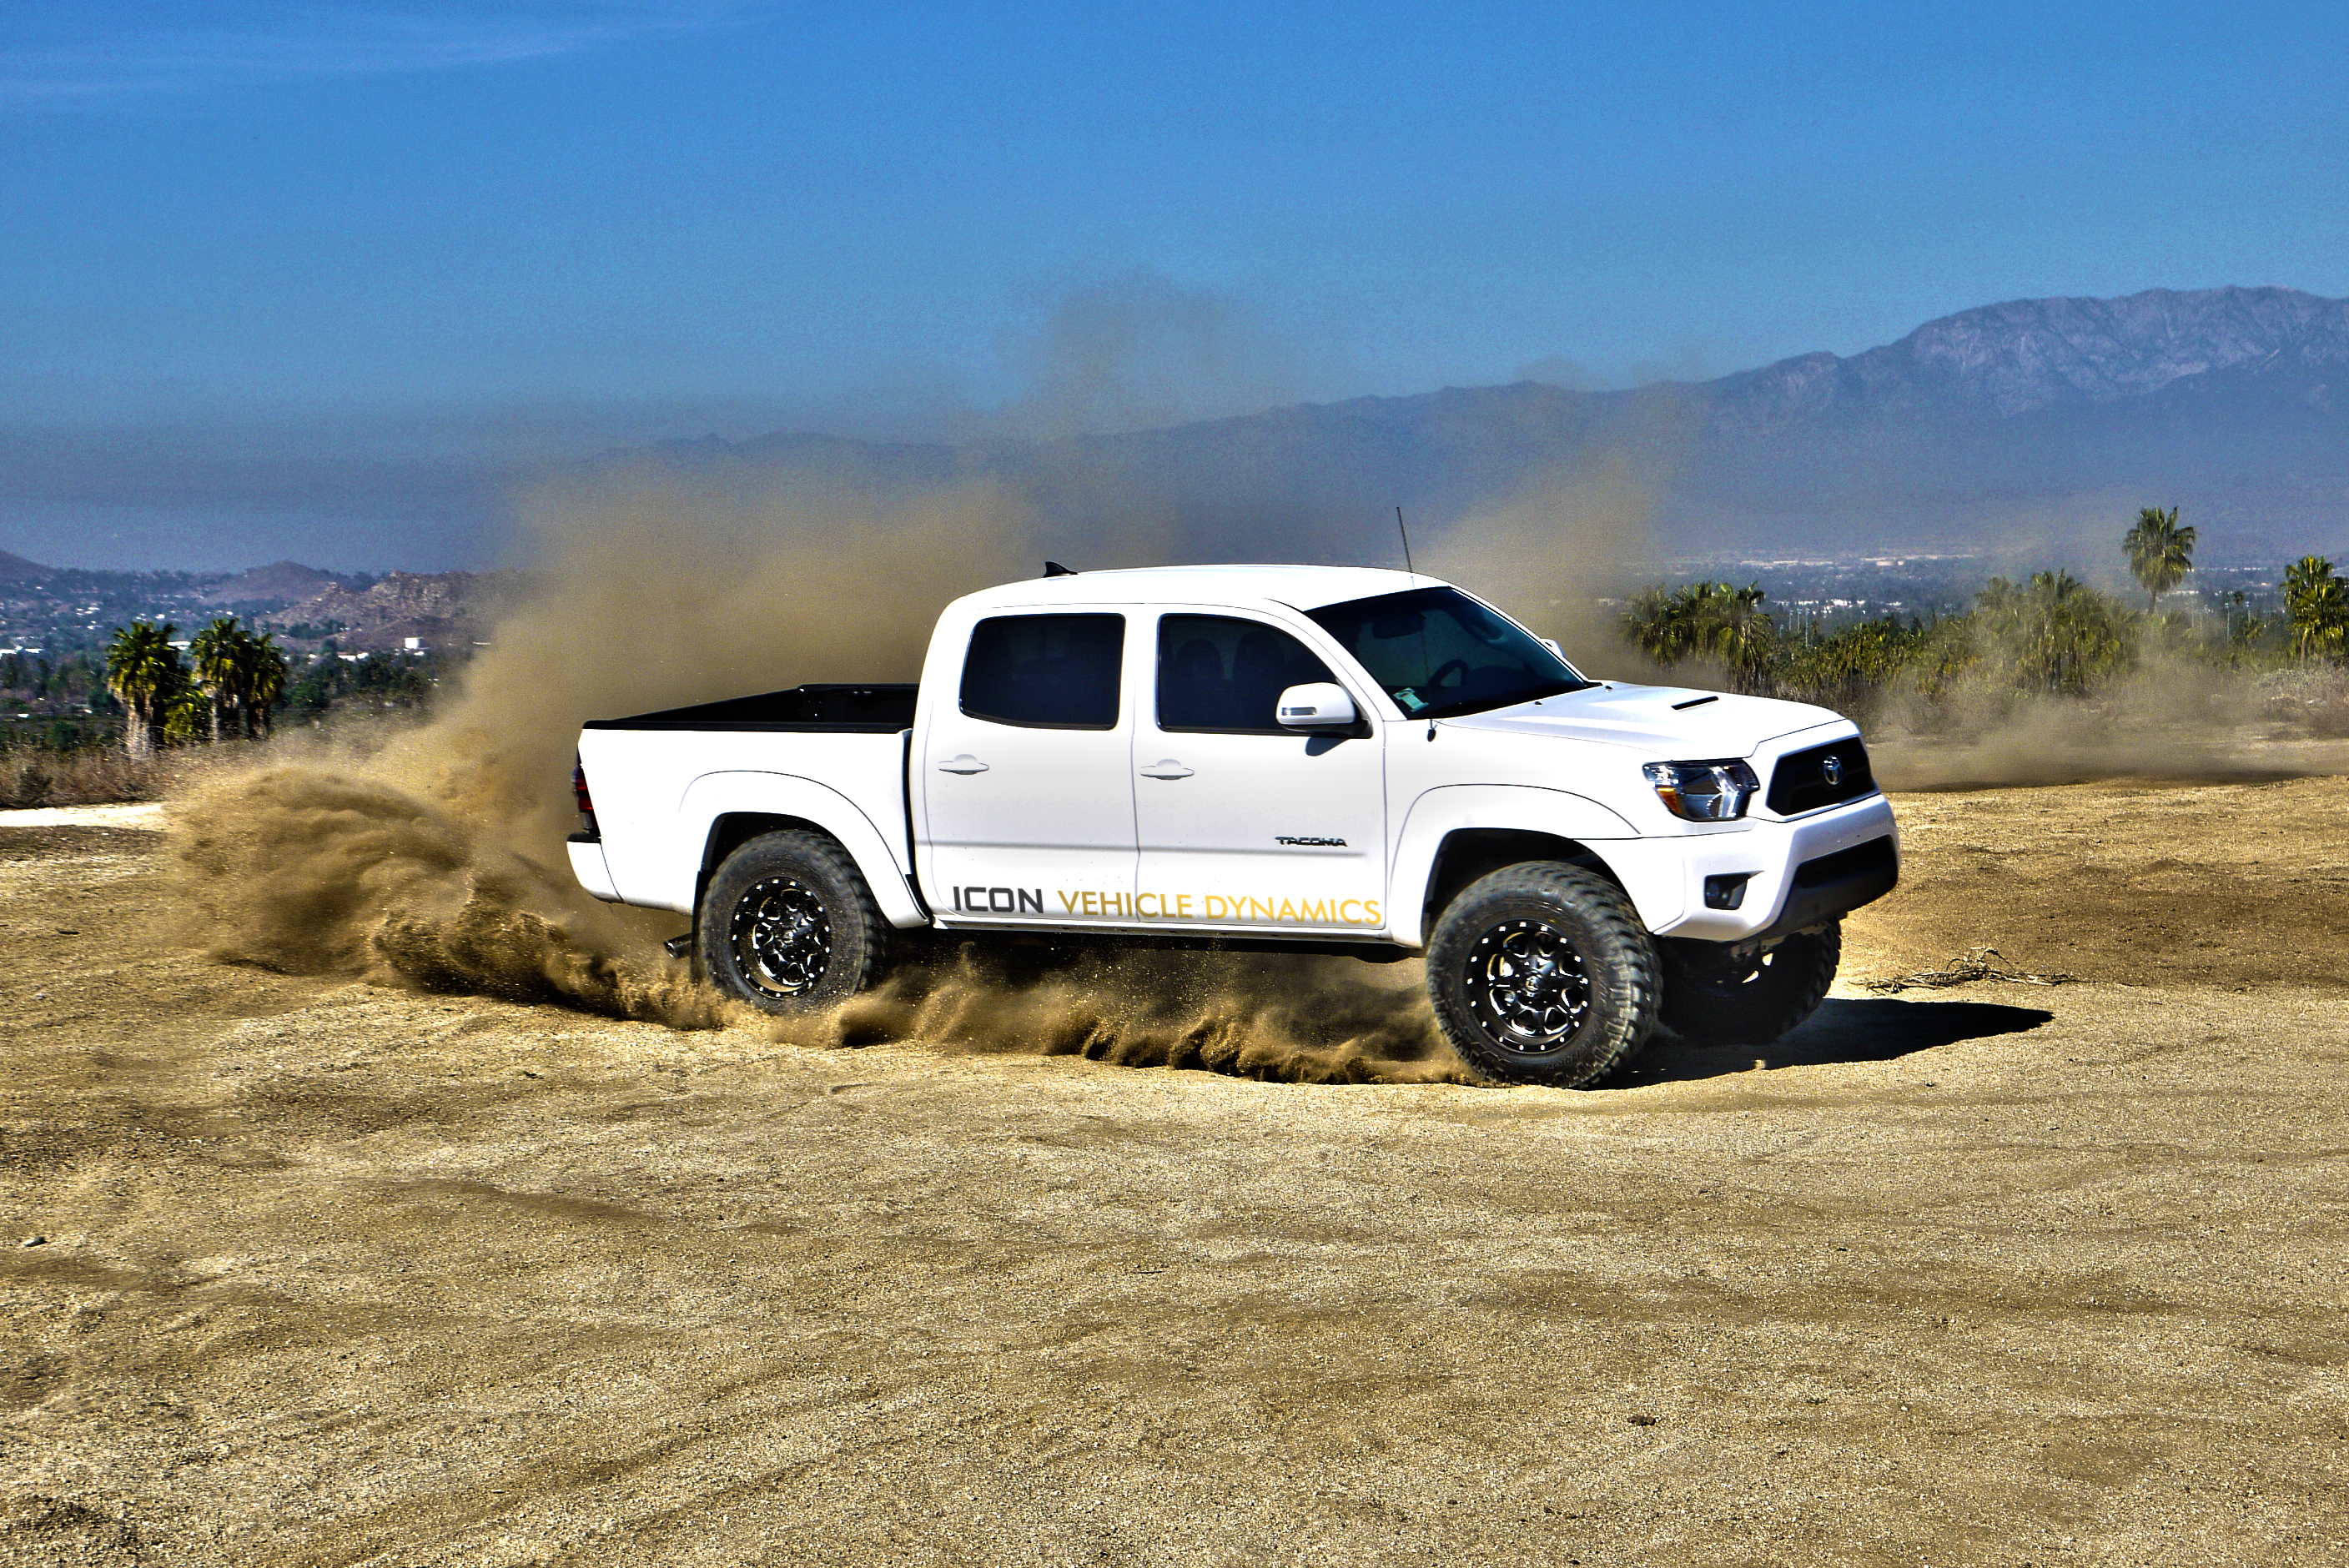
(1822, 754), (1843, 787)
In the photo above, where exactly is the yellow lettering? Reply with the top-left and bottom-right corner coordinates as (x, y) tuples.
(1248, 896), (1272, 922)
(1276, 898), (1297, 922)
(1300, 898), (1329, 923)
(1177, 893), (1195, 917)
(1058, 890), (1080, 913)
(1339, 899), (1363, 924)
(1136, 892), (1157, 917)
(1366, 899), (1381, 925)
(1204, 895), (1226, 919)
(1081, 891), (1099, 916)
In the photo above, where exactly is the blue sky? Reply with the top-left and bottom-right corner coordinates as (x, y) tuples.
(2, 1), (2344, 565)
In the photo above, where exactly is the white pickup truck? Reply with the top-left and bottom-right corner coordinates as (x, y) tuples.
(567, 564), (1899, 1087)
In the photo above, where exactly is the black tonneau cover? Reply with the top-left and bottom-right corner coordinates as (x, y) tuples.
(583, 683), (918, 733)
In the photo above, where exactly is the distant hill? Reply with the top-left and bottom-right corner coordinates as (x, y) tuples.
(199, 560), (350, 608)
(0, 548), (52, 581)
(267, 570), (521, 651)
(614, 285), (2349, 565)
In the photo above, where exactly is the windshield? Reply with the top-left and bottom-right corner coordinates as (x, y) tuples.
(1305, 585), (1592, 719)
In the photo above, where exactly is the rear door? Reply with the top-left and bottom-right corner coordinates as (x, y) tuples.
(1130, 611), (1388, 934)
(918, 611), (1138, 925)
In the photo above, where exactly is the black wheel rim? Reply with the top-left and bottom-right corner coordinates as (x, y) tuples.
(1463, 917), (1592, 1053)
(729, 876), (833, 998)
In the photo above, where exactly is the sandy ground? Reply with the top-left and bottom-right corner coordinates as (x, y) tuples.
(3, 781), (2346, 1566)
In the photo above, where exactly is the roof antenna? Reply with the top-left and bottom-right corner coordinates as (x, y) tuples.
(1043, 560), (1078, 578)
(1395, 506), (1416, 580)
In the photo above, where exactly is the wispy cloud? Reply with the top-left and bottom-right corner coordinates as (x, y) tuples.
(1, 3), (747, 108)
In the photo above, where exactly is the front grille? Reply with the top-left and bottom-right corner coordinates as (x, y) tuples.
(1767, 738), (1877, 817)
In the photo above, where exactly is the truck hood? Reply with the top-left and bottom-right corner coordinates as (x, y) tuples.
(1441, 683), (1848, 757)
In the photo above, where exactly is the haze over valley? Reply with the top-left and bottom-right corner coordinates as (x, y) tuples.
(6, 284), (2346, 585)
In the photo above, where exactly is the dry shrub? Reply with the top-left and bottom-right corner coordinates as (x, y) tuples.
(0, 746), (158, 808)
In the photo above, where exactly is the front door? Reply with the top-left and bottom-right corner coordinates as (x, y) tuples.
(1130, 611), (1388, 934)
(919, 611), (1137, 925)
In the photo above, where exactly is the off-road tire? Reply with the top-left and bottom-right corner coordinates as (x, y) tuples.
(1658, 922), (1841, 1048)
(698, 830), (892, 1013)
(1426, 862), (1660, 1088)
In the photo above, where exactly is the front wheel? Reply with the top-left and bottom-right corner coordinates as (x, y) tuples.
(698, 830), (892, 1012)
(1426, 862), (1659, 1088)
(1658, 922), (1840, 1048)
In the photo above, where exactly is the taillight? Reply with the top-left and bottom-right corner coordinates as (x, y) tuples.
(572, 758), (598, 836)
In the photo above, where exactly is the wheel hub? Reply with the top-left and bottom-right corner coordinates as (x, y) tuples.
(729, 876), (833, 998)
(1463, 917), (1592, 1052)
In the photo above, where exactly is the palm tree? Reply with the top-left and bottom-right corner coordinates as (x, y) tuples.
(1619, 580), (1778, 691)
(2284, 555), (2347, 663)
(190, 616), (247, 743)
(2123, 506), (2196, 614)
(103, 622), (183, 760)
(1972, 572), (2130, 693)
(244, 632), (288, 738)
(162, 687), (212, 748)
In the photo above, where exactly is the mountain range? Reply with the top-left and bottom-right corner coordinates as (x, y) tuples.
(2, 286), (2343, 573)
(626, 285), (2349, 565)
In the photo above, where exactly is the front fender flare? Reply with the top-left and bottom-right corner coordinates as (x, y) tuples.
(1388, 784), (1675, 947)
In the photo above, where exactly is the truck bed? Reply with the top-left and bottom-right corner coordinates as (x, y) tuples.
(582, 684), (918, 733)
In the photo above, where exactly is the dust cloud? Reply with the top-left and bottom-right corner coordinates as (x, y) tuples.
(1424, 452), (1672, 676)
(171, 765), (732, 1026)
(1857, 645), (2349, 791)
(802, 945), (1463, 1085)
(161, 465), (1484, 1083)
(983, 266), (1300, 440)
(168, 470), (1038, 1033)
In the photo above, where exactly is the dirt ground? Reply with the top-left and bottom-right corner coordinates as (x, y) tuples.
(3, 782), (2346, 1566)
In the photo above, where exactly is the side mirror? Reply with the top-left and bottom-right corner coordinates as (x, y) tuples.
(1276, 682), (1358, 729)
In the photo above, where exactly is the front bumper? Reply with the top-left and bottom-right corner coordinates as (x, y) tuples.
(1647, 792), (1899, 942)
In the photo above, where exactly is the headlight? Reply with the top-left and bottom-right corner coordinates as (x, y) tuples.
(1642, 759), (1759, 822)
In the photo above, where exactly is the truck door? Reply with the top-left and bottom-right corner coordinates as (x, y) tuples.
(918, 611), (1138, 925)
(1130, 611), (1387, 934)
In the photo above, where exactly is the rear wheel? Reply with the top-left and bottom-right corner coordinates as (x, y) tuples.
(698, 830), (892, 1012)
(1659, 922), (1840, 1048)
(1426, 862), (1659, 1088)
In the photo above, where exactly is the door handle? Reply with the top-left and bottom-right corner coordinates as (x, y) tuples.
(1139, 759), (1195, 780)
(937, 754), (990, 774)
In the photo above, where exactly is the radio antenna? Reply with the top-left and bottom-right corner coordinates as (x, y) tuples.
(1395, 505), (1416, 579)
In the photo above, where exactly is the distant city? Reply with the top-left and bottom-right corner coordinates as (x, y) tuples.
(1638, 553), (2287, 633)
(0, 555), (503, 661)
(0, 545), (2296, 663)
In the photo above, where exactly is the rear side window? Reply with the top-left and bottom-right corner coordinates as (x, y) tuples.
(1157, 614), (1339, 733)
(959, 613), (1125, 729)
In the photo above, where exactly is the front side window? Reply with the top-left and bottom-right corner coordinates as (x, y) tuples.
(1306, 586), (1589, 719)
(959, 613), (1124, 729)
(1157, 614), (1340, 733)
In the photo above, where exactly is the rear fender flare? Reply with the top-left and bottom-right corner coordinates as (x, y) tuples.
(670, 771), (927, 927)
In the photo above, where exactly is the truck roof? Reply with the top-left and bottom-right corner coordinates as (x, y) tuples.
(951, 563), (1436, 616)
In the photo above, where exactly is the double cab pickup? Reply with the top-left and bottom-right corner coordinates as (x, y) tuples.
(568, 564), (1899, 1086)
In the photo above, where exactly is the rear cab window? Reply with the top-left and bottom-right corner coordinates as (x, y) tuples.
(958, 613), (1126, 729)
